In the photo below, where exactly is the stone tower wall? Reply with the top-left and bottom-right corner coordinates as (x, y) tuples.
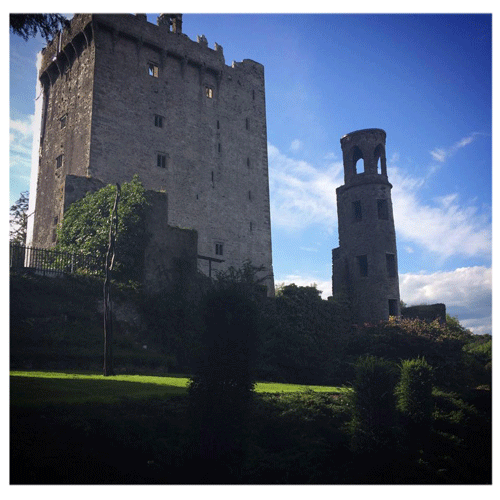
(31, 17), (95, 248)
(333, 129), (400, 323)
(30, 14), (274, 294)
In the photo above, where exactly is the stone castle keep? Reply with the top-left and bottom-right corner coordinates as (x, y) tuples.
(27, 13), (274, 294)
(26, 14), (405, 322)
(332, 129), (401, 323)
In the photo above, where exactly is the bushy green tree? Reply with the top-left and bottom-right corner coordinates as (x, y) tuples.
(396, 358), (434, 449)
(10, 191), (29, 244)
(349, 355), (399, 453)
(10, 14), (68, 41)
(188, 271), (261, 479)
(259, 283), (351, 385)
(56, 175), (149, 280)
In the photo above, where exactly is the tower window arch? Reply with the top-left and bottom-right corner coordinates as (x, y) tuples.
(352, 146), (364, 174)
(374, 143), (387, 175)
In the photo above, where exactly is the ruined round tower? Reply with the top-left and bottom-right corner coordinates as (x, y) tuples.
(332, 128), (400, 323)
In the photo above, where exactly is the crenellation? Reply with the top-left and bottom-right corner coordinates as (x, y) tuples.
(29, 13), (274, 295)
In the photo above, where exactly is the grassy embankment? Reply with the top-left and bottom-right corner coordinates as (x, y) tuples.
(10, 370), (347, 406)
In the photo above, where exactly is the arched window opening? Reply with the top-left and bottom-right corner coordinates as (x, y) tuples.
(352, 146), (364, 175)
(374, 144), (386, 176)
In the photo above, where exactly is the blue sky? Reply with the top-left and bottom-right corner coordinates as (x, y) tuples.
(8, 8), (493, 334)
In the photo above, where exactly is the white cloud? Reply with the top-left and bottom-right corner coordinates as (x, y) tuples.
(400, 266), (492, 334)
(290, 139), (302, 151)
(390, 165), (491, 259)
(429, 132), (479, 163)
(268, 143), (343, 231)
(10, 115), (35, 187)
(10, 117), (34, 138)
(430, 148), (446, 162)
(268, 142), (491, 260)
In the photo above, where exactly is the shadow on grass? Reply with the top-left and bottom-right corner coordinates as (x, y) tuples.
(11, 376), (188, 407)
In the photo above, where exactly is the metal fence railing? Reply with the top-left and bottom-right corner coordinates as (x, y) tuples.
(9, 243), (104, 277)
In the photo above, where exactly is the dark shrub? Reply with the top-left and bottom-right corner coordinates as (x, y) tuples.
(349, 355), (399, 454)
(187, 283), (259, 480)
(396, 357), (434, 449)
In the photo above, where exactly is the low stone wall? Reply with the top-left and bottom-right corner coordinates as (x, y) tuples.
(401, 303), (446, 323)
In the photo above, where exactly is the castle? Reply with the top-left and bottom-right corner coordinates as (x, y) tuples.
(25, 13), (410, 322)
(332, 129), (401, 323)
(26, 14), (274, 294)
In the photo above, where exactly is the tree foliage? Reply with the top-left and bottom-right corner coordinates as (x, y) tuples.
(56, 175), (149, 280)
(10, 191), (29, 244)
(259, 283), (351, 385)
(10, 14), (68, 41)
(188, 275), (261, 475)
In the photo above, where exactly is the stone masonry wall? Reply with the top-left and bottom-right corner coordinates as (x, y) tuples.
(31, 14), (274, 295)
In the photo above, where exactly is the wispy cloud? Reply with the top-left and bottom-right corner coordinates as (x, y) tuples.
(429, 132), (480, 163)
(390, 164), (491, 259)
(10, 115), (34, 186)
(268, 142), (491, 260)
(400, 266), (492, 334)
(290, 139), (302, 151)
(268, 143), (343, 231)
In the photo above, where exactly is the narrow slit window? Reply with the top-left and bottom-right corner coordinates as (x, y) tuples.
(217, 120), (220, 129)
(60, 114), (67, 129)
(357, 255), (368, 277)
(386, 253), (397, 277)
(218, 143), (221, 153)
(205, 86), (213, 98)
(245, 117), (249, 130)
(154, 115), (163, 128)
(157, 153), (167, 168)
(148, 63), (159, 78)
(353, 200), (362, 221)
(55, 154), (63, 169)
(247, 157), (250, 167)
(377, 199), (389, 220)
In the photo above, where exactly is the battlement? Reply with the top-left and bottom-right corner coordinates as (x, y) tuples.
(38, 14), (267, 86)
(340, 128), (388, 184)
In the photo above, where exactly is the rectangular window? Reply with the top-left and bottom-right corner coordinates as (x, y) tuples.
(154, 114), (163, 128)
(55, 154), (63, 169)
(377, 199), (389, 220)
(353, 200), (362, 220)
(218, 143), (221, 153)
(386, 253), (397, 277)
(205, 86), (213, 98)
(215, 243), (223, 256)
(388, 299), (398, 317)
(148, 63), (159, 78)
(157, 153), (167, 168)
(357, 255), (368, 277)
(60, 114), (67, 129)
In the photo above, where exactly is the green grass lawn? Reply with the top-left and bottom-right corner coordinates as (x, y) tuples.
(10, 370), (347, 406)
